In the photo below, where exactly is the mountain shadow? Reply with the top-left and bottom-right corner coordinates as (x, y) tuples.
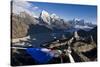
(27, 24), (52, 36)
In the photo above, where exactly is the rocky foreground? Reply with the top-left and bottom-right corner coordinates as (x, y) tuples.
(11, 27), (97, 66)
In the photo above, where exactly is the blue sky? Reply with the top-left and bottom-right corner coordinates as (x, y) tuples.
(28, 2), (97, 24)
(13, 0), (97, 24)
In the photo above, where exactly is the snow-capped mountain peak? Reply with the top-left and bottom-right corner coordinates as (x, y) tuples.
(40, 10), (51, 25)
(73, 18), (81, 21)
(39, 10), (69, 29)
(51, 13), (59, 19)
(41, 10), (49, 16)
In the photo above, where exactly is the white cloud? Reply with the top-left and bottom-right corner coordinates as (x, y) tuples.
(32, 6), (39, 10)
(12, 0), (39, 17)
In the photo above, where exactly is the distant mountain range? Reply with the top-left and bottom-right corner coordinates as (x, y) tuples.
(12, 10), (97, 39)
(68, 18), (96, 30)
